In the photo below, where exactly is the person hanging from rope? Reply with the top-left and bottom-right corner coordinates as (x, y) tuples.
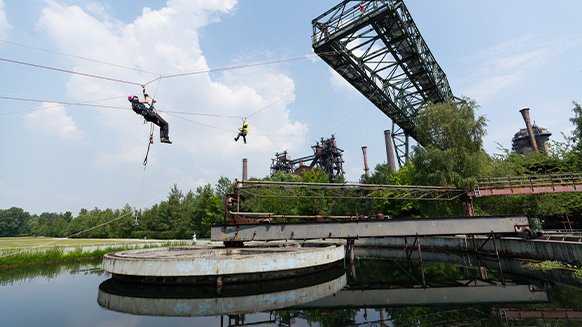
(234, 120), (248, 144)
(129, 87), (172, 144)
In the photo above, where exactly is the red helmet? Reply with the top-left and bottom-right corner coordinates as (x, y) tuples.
(128, 95), (137, 102)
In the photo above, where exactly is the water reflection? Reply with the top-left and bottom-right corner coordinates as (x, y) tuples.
(98, 265), (347, 317)
(2, 249), (580, 326)
(95, 247), (575, 326)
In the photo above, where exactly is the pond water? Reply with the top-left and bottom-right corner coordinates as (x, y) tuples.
(1, 250), (581, 327)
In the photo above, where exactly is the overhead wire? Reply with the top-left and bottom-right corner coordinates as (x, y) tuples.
(0, 57), (143, 86)
(0, 38), (161, 76)
(141, 51), (345, 86)
(0, 95), (245, 119)
(0, 41), (361, 239)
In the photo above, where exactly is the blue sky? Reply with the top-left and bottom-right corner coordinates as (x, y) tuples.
(1, 0), (581, 215)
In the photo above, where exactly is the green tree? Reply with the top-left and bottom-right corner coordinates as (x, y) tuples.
(411, 98), (489, 189)
(0, 207), (32, 237)
(191, 184), (222, 237)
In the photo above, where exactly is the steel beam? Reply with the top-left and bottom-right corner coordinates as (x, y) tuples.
(211, 215), (530, 242)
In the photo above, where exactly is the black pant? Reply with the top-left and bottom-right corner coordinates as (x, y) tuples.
(235, 131), (247, 143)
(144, 112), (169, 139)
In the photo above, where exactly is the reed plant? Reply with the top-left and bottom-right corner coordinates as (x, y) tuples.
(0, 242), (178, 268)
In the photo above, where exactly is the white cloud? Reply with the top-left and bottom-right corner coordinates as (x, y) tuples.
(32, 0), (317, 207)
(0, 0), (11, 38)
(460, 34), (577, 100)
(25, 104), (86, 141)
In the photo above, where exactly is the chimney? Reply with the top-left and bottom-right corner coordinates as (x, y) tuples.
(384, 130), (396, 172)
(242, 158), (247, 182)
(519, 108), (538, 152)
(361, 146), (370, 177)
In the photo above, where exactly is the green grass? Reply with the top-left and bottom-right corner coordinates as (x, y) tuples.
(0, 238), (194, 268)
(0, 237), (173, 250)
(525, 260), (582, 282)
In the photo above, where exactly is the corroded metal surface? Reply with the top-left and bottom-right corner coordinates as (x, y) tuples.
(212, 216), (531, 242)
(101, 243), (344, 280)
(98, 269), (346, 316)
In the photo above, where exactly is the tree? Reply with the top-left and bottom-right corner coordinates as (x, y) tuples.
(411, 98), (489, 189)
(0, 207), (32, 237)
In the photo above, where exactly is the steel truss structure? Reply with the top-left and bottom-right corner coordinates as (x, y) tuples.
(312, 0), (455, 166)
(236, 180), (464, 201)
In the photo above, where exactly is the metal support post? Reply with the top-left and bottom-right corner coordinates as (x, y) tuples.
(416, 233), (426, 287)
(491, 231), (506, 285)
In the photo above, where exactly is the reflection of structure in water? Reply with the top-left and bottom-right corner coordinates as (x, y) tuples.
(493, 308), (582, 322)
(299, 281), (548, 308)
(512, 108), (551, 155)
(270, 135), (344, 181)
(97, 266), (346, 317)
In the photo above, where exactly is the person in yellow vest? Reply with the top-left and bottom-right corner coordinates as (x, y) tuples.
(234, 122), (248, 144)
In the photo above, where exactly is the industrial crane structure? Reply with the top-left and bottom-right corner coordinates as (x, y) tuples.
(311, 0), (456, 167)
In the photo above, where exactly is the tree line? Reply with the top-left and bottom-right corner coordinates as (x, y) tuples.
(1, 100), (581, 239)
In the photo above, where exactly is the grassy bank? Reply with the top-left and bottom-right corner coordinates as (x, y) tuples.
(0, 238), (193, 268)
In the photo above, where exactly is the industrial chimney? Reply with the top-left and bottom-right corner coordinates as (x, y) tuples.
(519, 108), (539, 152)
(384, 130), (396, 172)
(361, 146), (369, 177)
(242, 158), (247, 182)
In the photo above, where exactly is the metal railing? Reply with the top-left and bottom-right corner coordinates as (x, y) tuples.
(472, 173), (582, 197)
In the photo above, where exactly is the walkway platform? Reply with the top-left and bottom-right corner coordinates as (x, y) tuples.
(211, 215), (531, 243)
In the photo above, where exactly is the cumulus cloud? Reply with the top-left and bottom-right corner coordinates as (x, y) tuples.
(34, 0), (313, 198)
(0, 0), (11, 38)
(25, 104), (86, 141)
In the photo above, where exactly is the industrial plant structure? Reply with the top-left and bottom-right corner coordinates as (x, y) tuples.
(512, 108), (551, 155)
(270, 135), (345, 181)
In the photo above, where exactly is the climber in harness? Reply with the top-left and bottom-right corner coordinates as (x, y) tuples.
(129, 87), (172, 144)
(234, 121), (248, 144)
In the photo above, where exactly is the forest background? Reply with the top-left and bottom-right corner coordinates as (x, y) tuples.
(1, 100), (581, 240)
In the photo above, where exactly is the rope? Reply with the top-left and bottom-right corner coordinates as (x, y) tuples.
(0, 38), (161, 76)
(0, 95), (244, 119)
(143, 124), (155, 167)
(0, 57), (142, 86)
(0, 95), (128, 116)
(142, 52), (344, 86)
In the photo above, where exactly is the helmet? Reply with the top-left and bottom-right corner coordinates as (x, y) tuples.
(244, 123), (248, 126)
(128, 95), (137, 102)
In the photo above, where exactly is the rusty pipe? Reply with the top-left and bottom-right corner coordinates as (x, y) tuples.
(519, 108), (538, 152)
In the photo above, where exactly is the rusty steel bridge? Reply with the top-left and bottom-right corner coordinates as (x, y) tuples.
(211, 172), (582, 244)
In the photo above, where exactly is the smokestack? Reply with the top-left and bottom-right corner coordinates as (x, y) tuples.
(361, 146), (369, 177)
(384, 130), (396, 172)
(242, 158), (247, 182)
(519, 108), (539, 152)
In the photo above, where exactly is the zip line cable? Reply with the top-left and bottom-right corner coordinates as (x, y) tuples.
(0, 38), (161, 76)
(0, 155), (219, 258)
(142, 51), (345, 86)
(0, 45), (357, 243)
(0, 95), (244, 119)
(0, 57), (143, 86)
(0, 95), (128, 115)
(245, 70), (331, 119)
